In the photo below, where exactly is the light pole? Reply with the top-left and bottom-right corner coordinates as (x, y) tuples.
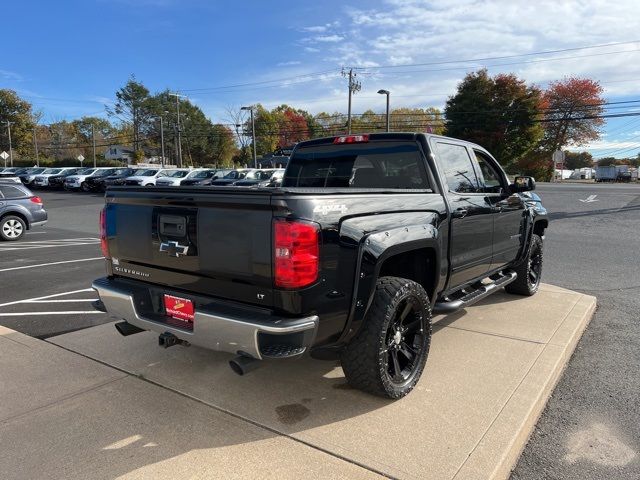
(92, 123), (97, 168)
(157, 116), (166, 167)
(33, 126), (39, 167)
(6, 121), (13, 167)
(169, 93), (185, 167)
(241, 106), (257, 168)
(377, 89), (390, 132)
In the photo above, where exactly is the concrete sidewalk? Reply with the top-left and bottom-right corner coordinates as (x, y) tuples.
(1, 284), (595, 480)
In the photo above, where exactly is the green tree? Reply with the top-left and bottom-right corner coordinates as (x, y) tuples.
(597, 157), (617, 166)
(563, 151), (594, 170)
(209, 124), (237, 167)
(445, 69), (544, 169)
(107, 75), (151, 153)
(0, 89), (38, 161)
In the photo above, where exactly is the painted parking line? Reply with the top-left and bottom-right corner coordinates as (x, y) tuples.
(0, 288), (94, 308)
(0, 257), (103, 272)
(0, 241), (100, 251)
(0, 237), (99, 244)
(0, 288), (102, 318)
(0, 311), (101, 317)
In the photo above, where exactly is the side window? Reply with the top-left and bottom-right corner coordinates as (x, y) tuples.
(434, 142), (480, 193)
(473, 151), (503, 194)
(0, 185), (27, 199)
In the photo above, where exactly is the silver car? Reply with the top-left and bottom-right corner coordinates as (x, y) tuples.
(0, 181), (48, 240)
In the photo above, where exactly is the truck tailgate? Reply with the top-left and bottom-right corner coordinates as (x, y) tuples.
(105, 187), (276, 307)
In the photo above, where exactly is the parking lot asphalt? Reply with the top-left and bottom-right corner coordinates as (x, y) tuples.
(513, 182), (640, 479)
(0, 183), (638, 478)
(0, 190), (109, 338)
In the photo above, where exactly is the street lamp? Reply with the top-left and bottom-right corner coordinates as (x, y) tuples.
(153, 116), (166, 167)
(241, 106), (257, 168)
(377, 89), (390, 132)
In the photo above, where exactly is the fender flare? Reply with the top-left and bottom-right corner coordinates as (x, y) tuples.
(337, 222), (441, 345)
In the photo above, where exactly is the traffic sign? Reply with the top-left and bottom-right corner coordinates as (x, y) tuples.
(552, 150), (565, 168)
(0, 151), (8, 160)
(77, 155), (85, 162)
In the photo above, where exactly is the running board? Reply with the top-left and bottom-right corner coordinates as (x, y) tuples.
(433, 270), (517, 314)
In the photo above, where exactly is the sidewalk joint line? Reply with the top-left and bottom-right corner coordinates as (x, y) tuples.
(46, 340), (396, 480)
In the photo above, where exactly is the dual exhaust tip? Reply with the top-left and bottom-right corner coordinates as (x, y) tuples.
(114, 321), (260, 375)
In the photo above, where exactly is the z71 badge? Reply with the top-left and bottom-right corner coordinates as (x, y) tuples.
(313, 204), (348, 215)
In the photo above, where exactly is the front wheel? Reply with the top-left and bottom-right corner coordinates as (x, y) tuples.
(1, 216), (26, 241)
(505, 234), (543, 296)
(341, 277), (432, 399)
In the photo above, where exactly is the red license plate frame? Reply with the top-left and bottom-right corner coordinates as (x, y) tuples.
(163, 294), (195, 324)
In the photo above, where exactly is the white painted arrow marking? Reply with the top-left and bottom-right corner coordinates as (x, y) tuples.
(579, 194), (598, 203)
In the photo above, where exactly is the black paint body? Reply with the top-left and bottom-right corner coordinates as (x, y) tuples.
(101, 133), (548, 356)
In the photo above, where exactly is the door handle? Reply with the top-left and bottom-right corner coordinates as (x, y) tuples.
(452, 208), (468, 219)
(493, 205), (503, 213)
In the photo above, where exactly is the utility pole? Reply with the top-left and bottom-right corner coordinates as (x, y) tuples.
(159, 116), (166, 167)
(6, 121), (13, 167)
(170, 93), (184, 168)
(241, 106), (257, 168)
(92, 123), (97, 168)
(33, 126), (39, 167)
(342, 68), (361, 134)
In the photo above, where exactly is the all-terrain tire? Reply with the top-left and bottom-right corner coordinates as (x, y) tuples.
(0, 215), (26, 241)
(505, 234), (543, 296)
(340, 276), (432, 399)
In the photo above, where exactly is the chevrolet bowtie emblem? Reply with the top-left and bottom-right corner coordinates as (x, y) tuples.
(160, 241), (189, 257)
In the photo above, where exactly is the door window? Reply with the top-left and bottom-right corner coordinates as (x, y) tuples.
(473, 150), (504, 194)
(434, 142), (480, 193)
(0, 185), (27, 199)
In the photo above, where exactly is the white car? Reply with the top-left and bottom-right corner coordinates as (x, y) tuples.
(123, 168), (176, 186)
(63, 168), (112, 190)
(19, 167), (47, 185)
(155, 169), (201, 186)
(33, 167), (80, 187)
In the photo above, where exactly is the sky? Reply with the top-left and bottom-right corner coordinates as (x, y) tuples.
(2, 0), (640, 159)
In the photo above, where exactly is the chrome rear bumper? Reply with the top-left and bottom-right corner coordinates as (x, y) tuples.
(92, 277), (318, 360)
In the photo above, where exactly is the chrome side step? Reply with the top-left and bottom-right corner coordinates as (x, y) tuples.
(433, 270), (517, 314)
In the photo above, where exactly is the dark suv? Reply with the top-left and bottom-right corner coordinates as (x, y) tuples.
(0, 181), (48, 240)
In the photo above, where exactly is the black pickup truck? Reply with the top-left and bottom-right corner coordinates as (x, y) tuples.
(93, 133), (548, 398)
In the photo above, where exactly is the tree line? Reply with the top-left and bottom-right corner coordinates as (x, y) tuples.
(1, 70), (633, 177)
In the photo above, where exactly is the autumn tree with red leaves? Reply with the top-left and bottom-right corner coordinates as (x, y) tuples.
(540, 77), (605, 152)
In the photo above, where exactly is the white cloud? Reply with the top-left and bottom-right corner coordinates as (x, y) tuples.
(314, 35), (344, 43)
(277, 61), (302, 66)
(0, 69), (23, 81)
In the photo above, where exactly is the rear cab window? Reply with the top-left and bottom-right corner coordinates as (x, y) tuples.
(283, 140), (431, 190)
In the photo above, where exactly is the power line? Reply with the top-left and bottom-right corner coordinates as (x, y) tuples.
(350, 40), (640, 70)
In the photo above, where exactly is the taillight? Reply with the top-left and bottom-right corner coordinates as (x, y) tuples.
(99, 207), (110, 259)
(333, 134), (369, 144)
(30, 196), (43, 205)
(274, 219), (319, 289)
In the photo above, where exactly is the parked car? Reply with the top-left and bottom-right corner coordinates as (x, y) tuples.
(83, 168), (129, 191)
(47, 168), (88, 188)
(17, 167), (47, 185)
(33, 168), (81, 188)
(154, 169), (193, 187)
(63, 168), (111, 190)
(0, 181), (47, 240)
(123, 168), (165, 186)
(102, 168), (141, 189)
(234, 169), (285, 187)
(92, 132), (548, 399)
(210, 169), (255, 186)
(179, 169), (223, 186)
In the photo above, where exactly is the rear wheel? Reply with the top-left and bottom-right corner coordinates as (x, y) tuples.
(505, 234), (543, 296)
(341, 277), (432, 399)
(0, 216), (26, 241)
